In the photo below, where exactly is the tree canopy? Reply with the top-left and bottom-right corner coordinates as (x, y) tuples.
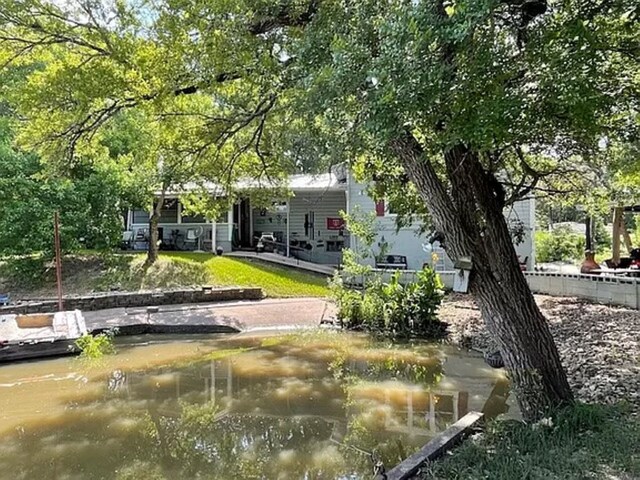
(0, 0), (638, 420)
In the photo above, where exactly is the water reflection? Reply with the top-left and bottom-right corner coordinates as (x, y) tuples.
(0, 331), (513, 479)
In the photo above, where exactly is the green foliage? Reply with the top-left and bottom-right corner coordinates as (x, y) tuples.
(535, 227), (585, 263)
(0, 255), (49, 289)
(425, 403), (640, 479)
(0, 119), (129, 256)
(75, 330), (117, 359)
(331, 269), (445, 338)
(333, 208), (444, 337)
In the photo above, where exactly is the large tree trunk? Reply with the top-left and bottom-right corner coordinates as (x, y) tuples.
(390, 131), (573, 422)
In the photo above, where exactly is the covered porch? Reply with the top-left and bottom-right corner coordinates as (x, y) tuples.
(126, 198), (234, 254)
(125, 173), (349, 265)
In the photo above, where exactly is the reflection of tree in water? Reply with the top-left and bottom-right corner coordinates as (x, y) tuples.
(143, 403), (354, 479)
(0, 333), (510, 479)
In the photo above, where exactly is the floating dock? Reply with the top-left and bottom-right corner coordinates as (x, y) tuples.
(0, 311), (87, 362)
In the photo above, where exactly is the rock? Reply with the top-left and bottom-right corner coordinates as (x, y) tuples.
(484, 351), (505, 369)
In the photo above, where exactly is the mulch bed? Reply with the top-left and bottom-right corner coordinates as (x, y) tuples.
(441, 294), (640, 414)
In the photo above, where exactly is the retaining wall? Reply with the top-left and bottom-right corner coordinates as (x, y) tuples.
(0, 287), (263, 315)
(524, 271), (640, 309)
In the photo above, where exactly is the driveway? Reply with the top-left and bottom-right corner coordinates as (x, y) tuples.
(83, 297), (336, 333)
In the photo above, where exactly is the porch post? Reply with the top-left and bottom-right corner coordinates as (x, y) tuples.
(286, 200), (290, 257)
(344, 189), (349, 249)
(211, 219), (217, 253)
(249, 199), (254, 247)
(228, 204), (233, 242)
(237, 201), (242, 245)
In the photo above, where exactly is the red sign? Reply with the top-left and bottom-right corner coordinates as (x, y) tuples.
(326, 217), (345, 230)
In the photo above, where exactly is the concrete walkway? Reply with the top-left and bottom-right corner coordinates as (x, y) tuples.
(227, 251), (336, 276)
(84, 297), (337, 333)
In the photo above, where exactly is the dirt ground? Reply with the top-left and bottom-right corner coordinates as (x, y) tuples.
(441, 294), (640, 413)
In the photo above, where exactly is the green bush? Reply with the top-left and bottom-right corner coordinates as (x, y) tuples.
(535, 226), (585, 263)
(331, 268), (445, 338)
(75, 330), (117, 359)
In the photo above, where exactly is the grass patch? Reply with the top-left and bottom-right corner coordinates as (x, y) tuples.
(425, 403), (640, 480)
(0, 251), (330, 298)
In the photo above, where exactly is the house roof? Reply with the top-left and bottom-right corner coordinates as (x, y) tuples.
(161, 172), (345, 196)
(288, 172), (345, 191)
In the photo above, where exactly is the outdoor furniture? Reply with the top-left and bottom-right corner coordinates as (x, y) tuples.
(256, 233), (276, 253)
(184, 227), (202, 250)
(605, 257), (633, 269)
(589, 267), (640, 277)
(134, 228), (149, 249)
(121, 231), (134, 250)
(0, 293), (9, 306)
(518, 256), (528, 271)
(376, 254), (408, 270)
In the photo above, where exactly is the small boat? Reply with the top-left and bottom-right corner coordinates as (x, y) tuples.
(0, 311), (87, 363)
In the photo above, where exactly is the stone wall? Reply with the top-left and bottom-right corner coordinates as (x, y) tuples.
(0, 287), (263, 315)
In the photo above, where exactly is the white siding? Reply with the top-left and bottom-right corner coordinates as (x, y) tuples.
(505, 197), (536, 269)
(346, 172), (536, 271)
(251, 190), (347, 244)
(288, 190), (347, 241)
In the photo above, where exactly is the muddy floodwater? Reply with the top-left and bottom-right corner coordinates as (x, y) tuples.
(0, 330), (514, 479)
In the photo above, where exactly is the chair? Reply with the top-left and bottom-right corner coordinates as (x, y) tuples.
(134, 228), (149, 249)
(0, 293), (9, 306)
(183, 226), (204, 251)
(518, 256), (528, 271)
(376, 254), (408, 270)
(121, 231), (134, 250)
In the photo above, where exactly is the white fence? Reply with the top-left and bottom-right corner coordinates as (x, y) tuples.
(524, 271), (640, 309)
(343, 269), (640, 310)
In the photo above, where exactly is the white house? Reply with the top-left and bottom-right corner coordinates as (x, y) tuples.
(126, 167), (536, 271)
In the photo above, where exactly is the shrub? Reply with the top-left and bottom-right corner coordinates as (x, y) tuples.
(75, 329), (117, 359)
(331, 268), (445, 338)
(535, 226), (585, 263)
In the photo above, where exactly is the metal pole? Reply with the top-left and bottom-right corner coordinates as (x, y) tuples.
(54, 211), (63, 312)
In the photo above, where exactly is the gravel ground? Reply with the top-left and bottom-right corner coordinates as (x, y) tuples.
(441, 294), (640, 413)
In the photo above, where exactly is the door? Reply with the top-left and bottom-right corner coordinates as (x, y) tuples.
(304, 211), (315, 240)
(240, 199), (252, 247)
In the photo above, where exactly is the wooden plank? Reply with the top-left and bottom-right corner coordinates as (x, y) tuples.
(0, 339), (79, 363)
(385, 411), (484, 480)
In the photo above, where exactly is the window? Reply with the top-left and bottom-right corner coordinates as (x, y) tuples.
(132, 209), (149, 224)
(374, 199), (398, 217)
(157, 199), (178, 223)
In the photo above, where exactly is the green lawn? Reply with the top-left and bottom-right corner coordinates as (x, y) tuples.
(162, 252), (330, 297)
(0, 251), (331, 298)
(424, 403), (640, 480)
